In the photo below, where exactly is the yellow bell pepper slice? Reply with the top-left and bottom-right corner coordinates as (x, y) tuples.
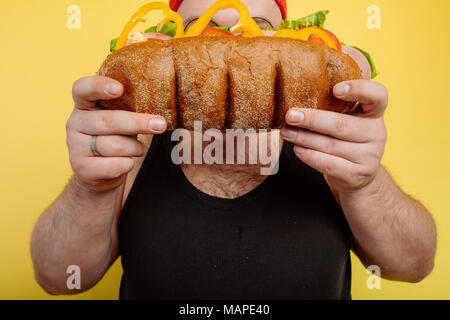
(184, 0), (264, 38)
(274, 27), (338, 50)
(115, 2), (184, 51)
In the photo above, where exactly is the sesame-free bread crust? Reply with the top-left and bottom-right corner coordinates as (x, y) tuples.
(98, 36), (362, 130)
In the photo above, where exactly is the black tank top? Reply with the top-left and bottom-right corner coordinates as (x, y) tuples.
(118, 132), (352, 300)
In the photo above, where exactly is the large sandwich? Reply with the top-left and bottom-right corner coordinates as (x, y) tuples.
(98, 0), (378, 130)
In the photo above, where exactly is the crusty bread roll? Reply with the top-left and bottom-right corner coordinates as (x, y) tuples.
(98, 36), (362, 130)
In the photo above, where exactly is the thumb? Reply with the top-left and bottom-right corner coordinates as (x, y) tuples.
(333, 80), (388, 118)
(72, 76), (123, 111)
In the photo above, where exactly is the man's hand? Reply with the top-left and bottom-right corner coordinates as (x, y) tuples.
(68, 76), (167, 192)
(280, 80), (388, 194)
(31, 76), (169, 294)
(280, 80), (436, 282)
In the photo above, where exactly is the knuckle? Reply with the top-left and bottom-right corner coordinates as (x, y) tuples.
(352, 118), (365, 134)
(364, 145), (379, 161)
(335, 117), (349, 134)
(294, 131), (306, 145)
(372, 121), (387, 145)
(379, 125), (387, 143)
(89, 76), (103, 95)
(66, 135), (74, 151)
(65, 114), (76, 132)
(358, 79), (372, 93)
(107, 161), (121, 177)
(356, 164), (374, 180)
(109, 136), (126, 154)
(305, 111), (316, 128)
(347, 80), (362, 98)
(382, 85), (389, 100)
(359, 80), (371, 92)
(326, 138), (338, 153)
(107, 158), (133, 177)
(376, 82), (389, 101)
(66, 132), (80, 152)
(323, 159), (336, 176)
(65, 119), (73, 133)
(367, 82), (389, 109)
(72, 78), (83, 98)
(71, 157), (86, 175)
(371, 142), (385, 160)
(73, 77), (95, 97)
(133, 113), (149, 132)
(136, 141), (145, 155)
(100, 112), (115, 131)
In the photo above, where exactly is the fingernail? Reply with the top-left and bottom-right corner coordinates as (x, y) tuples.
(287, 110), (305, 124)
(281, 127), (298, 139)
(334, 83), (350, 96)
(149, 118), (166, 132)
(294, 146), (306, 154)
(104, 83), (122, 95)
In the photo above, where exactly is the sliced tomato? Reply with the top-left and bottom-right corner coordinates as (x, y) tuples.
(201, 27), (233, 36)
(308, 34), (326, 45)
(303, 27), (342, 51)
(321, 28), (342, 51)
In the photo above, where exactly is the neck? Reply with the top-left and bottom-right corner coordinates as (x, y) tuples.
(181, 162), (269, 199)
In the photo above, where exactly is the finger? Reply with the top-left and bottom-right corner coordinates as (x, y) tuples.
(281, 126), (364, 163)
(73, 157), (135, 181)
(285, 108), (373, 143)
(76, 109), (167, 135)
(292, 145), (355, 181)
(333, 80), (388, 118)
(81, 134), (144, 157)
(72, 76), (123, 110)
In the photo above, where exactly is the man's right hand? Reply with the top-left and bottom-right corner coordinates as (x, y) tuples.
(68, 76), (167, 192)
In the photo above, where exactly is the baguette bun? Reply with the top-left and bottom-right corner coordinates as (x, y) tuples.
(98, 36), (362, 130)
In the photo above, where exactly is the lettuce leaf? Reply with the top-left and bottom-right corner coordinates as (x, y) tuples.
(214, 26), (230, 31)
(279, 10), (329, 30)
(155, 21), (178, 37)
(144, 21), (178, 37)
(143, 25), (158, 33)
(350, 45), (379, 79)
(110, 21), (178, 52)
(110, 38), (118, 53)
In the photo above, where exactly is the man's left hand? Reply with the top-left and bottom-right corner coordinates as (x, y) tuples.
(280, 80), (388, 194)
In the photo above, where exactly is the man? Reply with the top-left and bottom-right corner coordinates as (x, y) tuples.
(31, 0), (436, 299)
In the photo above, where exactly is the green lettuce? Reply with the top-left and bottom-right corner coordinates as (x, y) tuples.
(350, 45), (379, 79)
(279, 10), (329, 30)
(110, 21), (178, 52)
(150, 21), (178, 37)
(110, 38), (118, 53)
(214, 26), (230, 31)
(143, 25), (158, 33)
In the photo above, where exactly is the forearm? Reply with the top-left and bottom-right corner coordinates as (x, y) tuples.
(339, 166), (436, 282)
(31, 176), (123, 294)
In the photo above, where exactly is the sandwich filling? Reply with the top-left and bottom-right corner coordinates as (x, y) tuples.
(109, 0), (377, 79)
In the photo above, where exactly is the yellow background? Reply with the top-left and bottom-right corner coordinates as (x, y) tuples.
(0, 0), (449, 300)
